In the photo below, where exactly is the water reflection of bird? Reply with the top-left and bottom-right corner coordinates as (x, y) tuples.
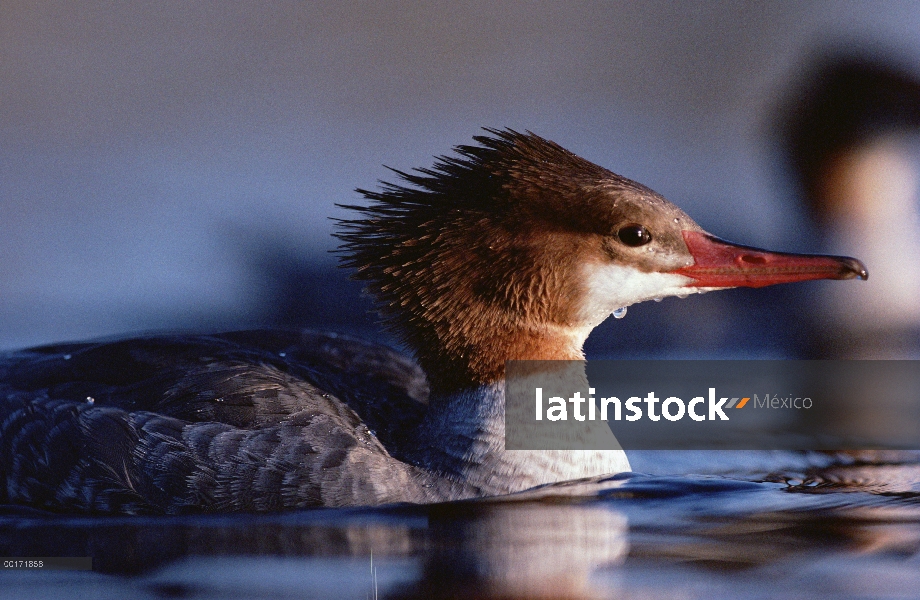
(0, 130), (866, 514)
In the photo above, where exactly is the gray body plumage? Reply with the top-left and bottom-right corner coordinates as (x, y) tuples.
(0, 331), (472, 514)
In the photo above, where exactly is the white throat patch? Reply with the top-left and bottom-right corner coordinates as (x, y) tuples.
(579, 263), (697, 327)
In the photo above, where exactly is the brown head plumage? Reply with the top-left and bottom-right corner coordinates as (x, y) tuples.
(336, 129), (682, 391)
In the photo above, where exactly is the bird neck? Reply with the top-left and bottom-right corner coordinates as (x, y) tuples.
(420, 319), (593, 393)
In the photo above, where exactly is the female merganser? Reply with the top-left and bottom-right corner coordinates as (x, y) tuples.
(0, 130), (866, 514)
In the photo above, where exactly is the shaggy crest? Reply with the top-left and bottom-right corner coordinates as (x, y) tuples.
(336, 129), (653, 390)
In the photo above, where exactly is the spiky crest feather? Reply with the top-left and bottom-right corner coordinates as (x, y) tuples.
(336, 129), (641, 391)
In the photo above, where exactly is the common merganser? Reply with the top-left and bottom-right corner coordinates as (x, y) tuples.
(0, 130), (866, 514)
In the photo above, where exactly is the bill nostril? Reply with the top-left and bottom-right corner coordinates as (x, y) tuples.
(739, 255), (767, 265)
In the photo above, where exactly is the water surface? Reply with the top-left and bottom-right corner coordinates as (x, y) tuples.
(3, 452), (920, 599)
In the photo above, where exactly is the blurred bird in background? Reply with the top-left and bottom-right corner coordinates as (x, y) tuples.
(778, 51), (920, 358)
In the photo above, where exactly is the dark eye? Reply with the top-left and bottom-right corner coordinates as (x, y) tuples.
(617, 224), (652, 247)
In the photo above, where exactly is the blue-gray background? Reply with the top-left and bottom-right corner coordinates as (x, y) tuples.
(3, 2), (919, 356)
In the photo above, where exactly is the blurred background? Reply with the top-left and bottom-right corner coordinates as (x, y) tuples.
(3, 1), (920, 359)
